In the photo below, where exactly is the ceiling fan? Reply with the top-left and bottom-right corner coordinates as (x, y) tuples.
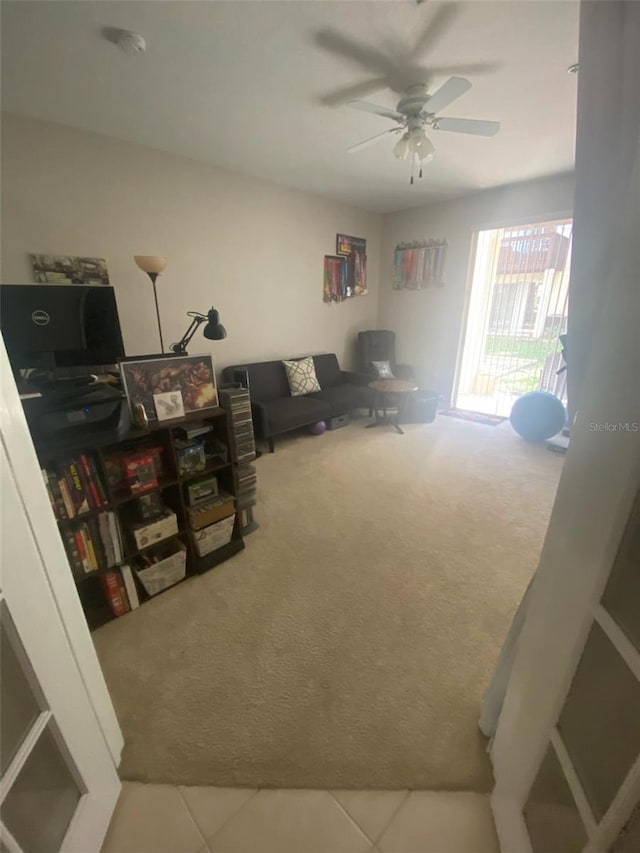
(314, 4), (499, 107)
(346, 77), (500, 183)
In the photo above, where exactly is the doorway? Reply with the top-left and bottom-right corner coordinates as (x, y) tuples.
(454, 218), (572, 416)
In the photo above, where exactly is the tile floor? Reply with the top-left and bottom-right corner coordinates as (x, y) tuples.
(101, 783), (500, 853)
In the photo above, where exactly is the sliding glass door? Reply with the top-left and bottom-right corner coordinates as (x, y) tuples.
(454, 219), (572, 416)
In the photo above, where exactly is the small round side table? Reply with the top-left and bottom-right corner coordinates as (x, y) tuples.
(367, 379), (419, 435)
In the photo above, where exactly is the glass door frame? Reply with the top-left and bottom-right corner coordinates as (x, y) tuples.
(1, 336), (122, 852)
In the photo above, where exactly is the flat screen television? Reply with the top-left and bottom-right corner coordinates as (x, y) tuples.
(0, 284), (125, 371)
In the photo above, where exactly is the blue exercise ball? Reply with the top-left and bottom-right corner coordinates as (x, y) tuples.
(309, 421), (326, 436)
(510, 391), (567, 442)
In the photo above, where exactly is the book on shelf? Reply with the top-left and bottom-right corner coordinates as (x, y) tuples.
(120, 564), (140, 610)
(42, 453), (108, 521)
(98, 513), (115, 567)
(87, 517), (107, 570)
(75, 527), (91, 574)
(42, 468), (67, 520)
(100, 571), (130, 617)
(60, 511), (124, 577)
(108, 512), (124, 564)
(58, 477), (74, 518)
(62, 529), (84, 578)
(83, 524), (99, 571)
(65, 459), (91, 515)
(79, 453), (102, 508)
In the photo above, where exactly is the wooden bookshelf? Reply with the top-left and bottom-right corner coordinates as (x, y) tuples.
(34, 407), (245, 630)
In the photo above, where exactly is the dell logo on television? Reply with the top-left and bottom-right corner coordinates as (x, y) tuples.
(32, 309), (50, 326)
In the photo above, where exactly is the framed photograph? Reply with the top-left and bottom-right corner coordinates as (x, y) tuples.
(120, 354), (218, 420)
(30, 254), (110, 285)
(336, 234), (353, 256)
(153, 390), (185, 421)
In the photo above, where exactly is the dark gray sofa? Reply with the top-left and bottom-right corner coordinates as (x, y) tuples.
(223, 354), (371, 451)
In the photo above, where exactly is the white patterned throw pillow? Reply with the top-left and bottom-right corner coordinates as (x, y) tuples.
(282, 357), (321, 397)
(371, 360), (395, 379)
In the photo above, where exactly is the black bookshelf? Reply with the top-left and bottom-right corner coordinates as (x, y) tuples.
(34, 407), (245, 630)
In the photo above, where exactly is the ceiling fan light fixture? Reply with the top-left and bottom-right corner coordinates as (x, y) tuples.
(408, 128), (435, 162)
(393, 133), (411, 160)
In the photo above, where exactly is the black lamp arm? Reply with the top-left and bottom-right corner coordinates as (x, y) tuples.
(170, 312), (207, 354)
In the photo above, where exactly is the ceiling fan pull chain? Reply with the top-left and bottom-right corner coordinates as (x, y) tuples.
(410, 155), (415, 185)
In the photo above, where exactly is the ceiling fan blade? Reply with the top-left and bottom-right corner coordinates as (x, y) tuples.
(347, 128), (401, 154)
(348, 100), (405, 122)
(425, 76), (472, 114)
(319, 77), (389, 107)
(428, 62), (501, 77)
(411, 4), (460, 61)
(314, 29), (394, 76)
(433, 117), (501, 136)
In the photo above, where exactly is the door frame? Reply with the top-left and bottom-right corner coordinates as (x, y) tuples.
(1, 337), (123, 850)
(0, 339), (123, 767)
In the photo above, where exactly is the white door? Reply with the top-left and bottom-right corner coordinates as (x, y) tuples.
(1, 338), (122, 852)
(488, 2), (640, 845)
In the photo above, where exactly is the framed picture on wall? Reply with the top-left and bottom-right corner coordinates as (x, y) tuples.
(120, 354), (218, 420)
(30, 254), (110, 285)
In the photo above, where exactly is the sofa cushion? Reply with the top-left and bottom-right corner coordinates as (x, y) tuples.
(227, 361), (290, 402)
(282, 356), (321, 397)
(261, 396), (331, 434)
(313, 354), (342, 388)
(310, 383), (372, 415)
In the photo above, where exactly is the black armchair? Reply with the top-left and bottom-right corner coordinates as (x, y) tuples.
(356, 330), (415, 381)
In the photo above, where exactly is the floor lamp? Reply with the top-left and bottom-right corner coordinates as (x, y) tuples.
(134, 255), (168, 352)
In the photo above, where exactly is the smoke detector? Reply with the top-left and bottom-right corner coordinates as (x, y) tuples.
(103, 27), (146, 55)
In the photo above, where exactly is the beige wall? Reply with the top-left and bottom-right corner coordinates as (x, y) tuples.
(379, 173), (575, 402)
(0, 114), (381, 372)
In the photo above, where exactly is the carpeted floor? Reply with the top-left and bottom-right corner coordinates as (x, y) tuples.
(93, 416), (563, 791)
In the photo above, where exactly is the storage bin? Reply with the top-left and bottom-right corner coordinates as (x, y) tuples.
(194, 514), (235, 557)
(327, 413), (349, 430)
(130, 510), (178, 550)
(188, 494), (235, 530)
(135, 541), (186, 596)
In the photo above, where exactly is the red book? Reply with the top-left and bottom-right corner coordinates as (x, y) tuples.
(80, 454), (102, 508)
(100, 572), (130, 617)
(74, 528), (91, 573)
(88, 456), (108, 505)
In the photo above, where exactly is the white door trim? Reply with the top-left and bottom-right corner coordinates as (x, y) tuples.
(1, 436), (121, 851)
(0, 339), (123, 767)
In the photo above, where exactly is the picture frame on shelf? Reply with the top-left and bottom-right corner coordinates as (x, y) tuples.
(120, 354), (218, 421)
(153, 390), (185, 421)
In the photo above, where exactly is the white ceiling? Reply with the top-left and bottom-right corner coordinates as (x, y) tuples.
(1, 1), (579, 214)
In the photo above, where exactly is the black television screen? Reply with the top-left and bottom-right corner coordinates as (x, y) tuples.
(0, 284), (125, 370)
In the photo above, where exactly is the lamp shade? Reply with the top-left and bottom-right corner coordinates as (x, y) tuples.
(203, 308), (227, 341)
(393, 133), (410, 161)
(409, 128), (435, 162)
(134, 255), (167, 275)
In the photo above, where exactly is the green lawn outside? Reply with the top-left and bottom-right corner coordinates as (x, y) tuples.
(484, 334), (561, 363)
(484, 334), (563, 396)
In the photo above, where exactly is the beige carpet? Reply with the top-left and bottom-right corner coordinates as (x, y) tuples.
(94, 416), (563, 791)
